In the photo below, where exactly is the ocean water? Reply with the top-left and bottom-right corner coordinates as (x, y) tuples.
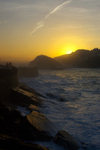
(21, 69), (100, 150)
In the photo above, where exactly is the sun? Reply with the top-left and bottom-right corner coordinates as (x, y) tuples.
(58, 45), (77, 56)
(64, 45), (77, 54)
(66, 50), (73, 54)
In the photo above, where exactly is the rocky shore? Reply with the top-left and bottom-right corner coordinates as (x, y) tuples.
(0, 65), (80, 150)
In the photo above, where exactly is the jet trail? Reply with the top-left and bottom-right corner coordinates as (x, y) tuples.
(45, 0), (72, 19)
(32, 0), (72, 35)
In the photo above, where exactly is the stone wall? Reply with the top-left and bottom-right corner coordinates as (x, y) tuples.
(18, 67), (38, 77)
(0, 65), (18, 101)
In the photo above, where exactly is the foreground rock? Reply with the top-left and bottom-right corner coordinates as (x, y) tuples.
(0, 104), (51, 150)
(54, 130), (80, 150)
(5, 87), (42, 108)
(27, 111), (57, 140)
(0, 134), (48, 150)
(0, 105), (35, 141)
(0, 103), (56, 141)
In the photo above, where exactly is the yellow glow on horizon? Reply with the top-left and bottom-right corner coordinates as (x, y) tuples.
(60, 45), (77, 55)
(66, 50), (73, 54)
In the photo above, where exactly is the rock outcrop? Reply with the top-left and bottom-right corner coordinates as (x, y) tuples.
(0, 103), (55, 142)
(0, 105), (34, 141)
(54, 130), (80, 150)
(27, 111), (56, 140)
(0, 134), (49, 150)
(7, 87), (42, 107)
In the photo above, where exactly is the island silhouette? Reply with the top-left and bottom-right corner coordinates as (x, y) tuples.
(30, 48), (100, 69)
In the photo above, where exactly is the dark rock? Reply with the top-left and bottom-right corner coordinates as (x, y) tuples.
(0, 134), (49, 150)
(19, 84), (45, 98)
(0, 104), (56, 141)
(27, 111), (56, 140)
(0, 105), (35, 141)
(54, 130), (80, 150)
(6, 87), (42, 108)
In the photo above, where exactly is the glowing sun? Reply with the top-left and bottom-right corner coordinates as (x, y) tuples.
(66, 50), (73, 54)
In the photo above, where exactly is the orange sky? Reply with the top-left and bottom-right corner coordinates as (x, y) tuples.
(0, 0), (100, 63)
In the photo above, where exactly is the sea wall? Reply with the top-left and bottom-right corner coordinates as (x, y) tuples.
(0, 65), (18, 100)
(18, 67), (39, 77)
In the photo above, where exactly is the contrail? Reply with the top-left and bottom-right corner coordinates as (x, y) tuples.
(32, 0), (72, 35)
(45, 0), (72, 19)
(32, 21), (44, 34)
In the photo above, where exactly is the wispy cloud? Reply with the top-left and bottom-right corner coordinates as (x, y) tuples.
(45, 0), (72, 19)
(32, 0), (72, 35)
(32, 21), (44, 34)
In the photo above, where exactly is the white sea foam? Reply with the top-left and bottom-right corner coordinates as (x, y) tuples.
(20, 68), (100, 150)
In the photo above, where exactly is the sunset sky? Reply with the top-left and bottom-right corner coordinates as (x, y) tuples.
(0, 0), (100, 63)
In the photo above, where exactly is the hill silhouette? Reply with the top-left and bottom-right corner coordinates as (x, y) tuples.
(30, 55), (64, 70)
(30, 48), (100, 69)
(55, 48), (100, 68)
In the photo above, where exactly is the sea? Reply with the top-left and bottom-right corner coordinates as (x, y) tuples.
(20, 68), (100, 150)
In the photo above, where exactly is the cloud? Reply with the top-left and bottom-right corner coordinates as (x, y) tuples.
(32, 21), (44, 34)
(45, 0), (72, 19)
(32, 0), (72, 35)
